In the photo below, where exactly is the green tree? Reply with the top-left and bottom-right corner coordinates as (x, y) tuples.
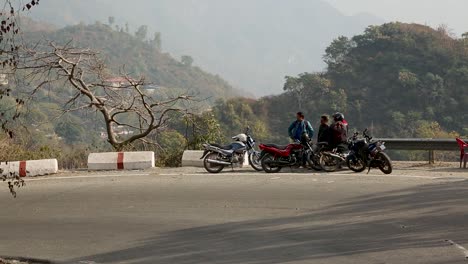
(135, 25), (148, 40)
(54, 116), (86, 144)
(324, 36), (354, 67)
(283, 72), (331, 110)
(185, 112), (222, 150)
(150, 32), (162, 50)
(181, 55), (194, 67)
(155, 130), (186, 167)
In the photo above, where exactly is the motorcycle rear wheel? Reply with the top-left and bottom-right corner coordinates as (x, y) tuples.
(376, 152), (392, 174)
(261, 153), (282, 173)
(319, 153), (340, 172)
(346, 155), (366, 172)
(249, 151), (263, 171)
(203, 153), (225, 173)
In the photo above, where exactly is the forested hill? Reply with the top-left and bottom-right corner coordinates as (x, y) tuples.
(212, 23), (468, 143)
(29, 0), (383, 96)
(25, 22), (240, 102)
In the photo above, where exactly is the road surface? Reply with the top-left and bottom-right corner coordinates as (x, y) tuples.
(1, 163), (468, 264)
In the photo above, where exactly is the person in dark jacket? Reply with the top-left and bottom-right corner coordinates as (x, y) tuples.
(317, 115), (330, 143)
(288, 112), (314, 142)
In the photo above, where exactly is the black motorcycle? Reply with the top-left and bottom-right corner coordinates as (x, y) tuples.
(346, 129), (392, 174)
(308, 141), (328, 171)
(318, 143), (350, 172)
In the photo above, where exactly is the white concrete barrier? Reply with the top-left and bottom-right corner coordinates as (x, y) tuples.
(88, 151), (155, 171)
(182, 150), (249, 167)
(182, 151), (205, 167)
(0, 159), (58, 177)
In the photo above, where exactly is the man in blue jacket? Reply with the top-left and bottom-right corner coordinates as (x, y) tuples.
(288, 112), (314, 142)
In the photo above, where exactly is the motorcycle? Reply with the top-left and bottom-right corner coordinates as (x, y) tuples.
(245, 128), (263, 171)
(305, 141), (329, 171)
(259, 133), (315, 173)
(319, 144), (350, 172)
(346, 129), (392, 174)
(200, 128), (263, 173)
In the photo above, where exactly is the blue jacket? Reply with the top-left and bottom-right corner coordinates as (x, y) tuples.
(288, 120), (314, 141)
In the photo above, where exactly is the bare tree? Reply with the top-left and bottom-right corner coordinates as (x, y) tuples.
(20, 42), (193, 151)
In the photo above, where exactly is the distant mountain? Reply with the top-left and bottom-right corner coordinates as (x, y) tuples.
(29, 0), (384, 96)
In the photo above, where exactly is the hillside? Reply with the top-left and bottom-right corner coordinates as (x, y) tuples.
(212, 23), (468, 144)
(25, 22), (240, 102)
(4, 22), (468, 167)
(29, 0), (383, 96)
(0, 20), (243, 166)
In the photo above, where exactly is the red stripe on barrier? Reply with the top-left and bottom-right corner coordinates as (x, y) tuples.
(117, 152), (124, 170)
(19, 161), (27, 177)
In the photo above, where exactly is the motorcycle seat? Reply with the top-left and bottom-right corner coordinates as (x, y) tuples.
(263, 144), (289, 150)
(211, 143), (233, 150)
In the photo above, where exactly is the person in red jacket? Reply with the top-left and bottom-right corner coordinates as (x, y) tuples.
(329, 112), (348, 149)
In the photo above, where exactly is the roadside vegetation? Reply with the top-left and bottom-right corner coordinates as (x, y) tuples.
(1, 12), (467, 171)
(212, 23), (468, 160)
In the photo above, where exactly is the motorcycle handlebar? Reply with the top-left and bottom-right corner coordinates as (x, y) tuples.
(362, 129), (373, 141)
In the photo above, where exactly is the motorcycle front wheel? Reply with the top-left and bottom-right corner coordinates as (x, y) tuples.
(319, 153), (340, 172)
(308, 152), (323, 171)
(203, 152), (225, 173)
(376, 152), (392, 174)
(249, 151), (263, 171)
(346, 154), (366, 172)
(261, 153), (282, 173)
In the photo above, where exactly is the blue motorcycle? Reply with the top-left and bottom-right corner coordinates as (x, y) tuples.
(346, 129), (393, 174)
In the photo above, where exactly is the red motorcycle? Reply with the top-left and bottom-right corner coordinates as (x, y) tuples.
(258, 142), (306, 173)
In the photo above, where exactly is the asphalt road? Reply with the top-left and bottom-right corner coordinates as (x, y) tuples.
(1, 164), (468, 264)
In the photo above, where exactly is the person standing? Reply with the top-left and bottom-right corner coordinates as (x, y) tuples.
(288, 112), (314, 142)
(317, 115), (330, 143)
(288, 112), (314, 168)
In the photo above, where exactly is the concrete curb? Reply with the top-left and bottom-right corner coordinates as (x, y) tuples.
(0, 159), (58, 177)
(182, 150), (249, 167)
(88, 151), (155, 171)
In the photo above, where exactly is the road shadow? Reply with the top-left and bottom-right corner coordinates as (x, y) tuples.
(196, 167), (349, 175)
(70, 180), (468, 264)
(0, 257), (53, 264)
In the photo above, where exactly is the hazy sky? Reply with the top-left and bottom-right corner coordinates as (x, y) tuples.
(324, 0), (468, 35)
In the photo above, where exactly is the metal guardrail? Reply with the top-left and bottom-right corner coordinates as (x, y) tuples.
(377, 138), (461, 151)
(375, 138), (465, 163)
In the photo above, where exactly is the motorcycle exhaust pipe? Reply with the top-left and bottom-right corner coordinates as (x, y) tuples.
(325, 153), (346, 161)
(206, 159), (232, 166)
(263, 160), (289, 166)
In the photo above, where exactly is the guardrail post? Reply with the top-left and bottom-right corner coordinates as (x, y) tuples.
(428, 150), (435, 164)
